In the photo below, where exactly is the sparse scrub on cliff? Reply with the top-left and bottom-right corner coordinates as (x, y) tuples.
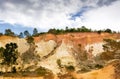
(113, 60), (120, 79)
(48, 26), (92, 34)
(26, 36), (34, 44)
(21, 45), (40, 64)
(57, 65), (76, 79)
(100, 39), (120, 61)
(35, 66), (54, 79)
(21, 36), (40, 64)
(78, 63), (103, 73)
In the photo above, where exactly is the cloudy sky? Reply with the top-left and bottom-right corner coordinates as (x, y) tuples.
(0, 0), (120, 34)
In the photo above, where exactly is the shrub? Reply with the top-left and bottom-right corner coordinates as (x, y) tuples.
(65, 65), (75, 72)
(26, 36), (34, 44)
(57, 59), (62, 68)
(35, 67), (53, 76)
(95, 64), (103, 69)
(11, 67), (16, 73)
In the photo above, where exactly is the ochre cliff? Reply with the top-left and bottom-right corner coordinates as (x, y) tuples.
(0, 33), (120, 79)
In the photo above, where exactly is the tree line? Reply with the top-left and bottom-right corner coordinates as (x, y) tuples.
(0, 28), (39, 38)
(48, 26), (116, 34)
(0, 26), (119, 38)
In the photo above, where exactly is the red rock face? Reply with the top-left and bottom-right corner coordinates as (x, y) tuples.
(34, 33), (120, 48)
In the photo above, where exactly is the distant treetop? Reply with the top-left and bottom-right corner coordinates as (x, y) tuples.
(0, 26), (118, 38)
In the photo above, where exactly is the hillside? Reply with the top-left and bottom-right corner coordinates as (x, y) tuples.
(0, 32), (120, 79)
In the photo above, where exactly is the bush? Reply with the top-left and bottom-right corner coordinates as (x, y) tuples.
(57, 59), (62, 68)
(65, 65), (75, 72)
(0, 33), (3, 36)
(95, 64), (103, 69)
(26, 36), (34, 44)
(11, 67), (16, 73)
(35, 67), (53, 76)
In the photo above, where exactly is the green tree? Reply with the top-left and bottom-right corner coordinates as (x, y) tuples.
(33, 28), (38, 36)
(2, 43), (18, 72)
(18, 32), (24, 38)
(4, 29), (15, 36)
(0, 33), (3, 36)
(80, 26), (91, 32)
(97, 30), (102, 34)
(48, 28), (56, 34)
(65, 26), (69, 32)
(26, 36), (34, 44)
(104, 29), (112, 33)
(24, 30), (31, 37)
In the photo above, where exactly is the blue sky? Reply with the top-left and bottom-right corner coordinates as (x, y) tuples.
(0, 23), (34, 34)
(0, 0), (120, 34)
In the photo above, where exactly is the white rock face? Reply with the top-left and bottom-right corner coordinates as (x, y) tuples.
(38, 41), (77, 73)
(85, 42), (104, 56)
(35, 40), (57, 58)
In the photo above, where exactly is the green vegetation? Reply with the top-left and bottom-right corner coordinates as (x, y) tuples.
(26, 36), (34, 44)
(24, 30), (31, 37)
(0, 26), (118, 38)
(0, 33), (3, 36)
(34, 67), (54, 78)
(65, 65), (75, 72)
(100, 39), (120, 61)
(0, 47), (4, 58)
(2, 43), (18, 66)
(18, 32), (24, 38)
(0, 43), (18, 73)
(48, 26), (92, 34)
(0, 26), (119, 78)
(97, 28), (112, 34)
(33, 28), (38, 36)
(57, 59), (62, 68)
(11, 66), (17, 73)
(35, 67), (50, 76)
(47, 26), (117, 34)
(4, 29), (15, 36)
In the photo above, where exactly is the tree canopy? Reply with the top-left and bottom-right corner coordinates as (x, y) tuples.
(4, 29), (15, 36)
(33, 28), (38, 36)
(2, 43), (18, 66)
(24, 30), (31, 37)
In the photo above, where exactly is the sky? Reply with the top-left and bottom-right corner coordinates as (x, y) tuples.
(0, 0), (120, 34)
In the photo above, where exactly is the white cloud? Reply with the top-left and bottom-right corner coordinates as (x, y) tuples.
(81, 0), (120, 31)
(0, 0), (83, 30)
(0, 0), (119, 31)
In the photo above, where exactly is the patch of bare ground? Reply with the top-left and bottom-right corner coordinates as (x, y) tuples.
(71, 60), (120, 79)
(0, 77), (43, 79)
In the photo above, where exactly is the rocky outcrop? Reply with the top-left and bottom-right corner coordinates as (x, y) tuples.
(37, 40), (77, 73)
(0, 33), (120, 78)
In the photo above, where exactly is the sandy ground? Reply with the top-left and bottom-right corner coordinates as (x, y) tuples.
(0, 64), (118, 79)
(0, 77), (43, 79)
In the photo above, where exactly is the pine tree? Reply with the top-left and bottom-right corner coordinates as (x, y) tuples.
(33, 28), (38, 36)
